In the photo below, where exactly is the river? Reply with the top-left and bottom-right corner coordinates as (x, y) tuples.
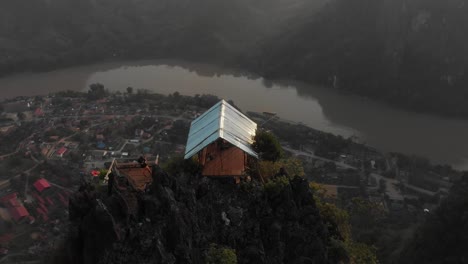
(1, 60), (467, 170)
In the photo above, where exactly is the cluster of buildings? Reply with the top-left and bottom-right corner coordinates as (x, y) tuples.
(0, 177), (71, 257)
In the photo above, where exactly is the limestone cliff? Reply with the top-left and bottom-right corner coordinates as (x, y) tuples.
(56, 168), (330, 264)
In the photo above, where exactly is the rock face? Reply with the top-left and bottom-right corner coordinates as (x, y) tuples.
(60, 167), (330, 264)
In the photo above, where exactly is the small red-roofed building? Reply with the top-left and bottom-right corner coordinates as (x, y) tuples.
(6, 198), (20, 208)
(8, 206), (29, 223)
(46, 197), (54, 206)
(0, 193), (17, 205)
(32, 192), (45, 204)
(34, 108), (44, 117)
(58, 195), (68, 206)
(56, 147), (67, 158)
(39, 203), (48, 214)
(33, 179), (51, 193)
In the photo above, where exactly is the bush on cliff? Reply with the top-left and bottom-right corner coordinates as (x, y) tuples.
(206, 244), (237, 264)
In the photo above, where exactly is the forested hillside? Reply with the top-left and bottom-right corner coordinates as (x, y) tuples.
(1, 0), (468, 116)
(249, 0), (468, 116)
(0, 0), (324, 75)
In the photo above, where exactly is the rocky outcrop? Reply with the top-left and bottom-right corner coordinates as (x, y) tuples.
(60, 167), (330, 264)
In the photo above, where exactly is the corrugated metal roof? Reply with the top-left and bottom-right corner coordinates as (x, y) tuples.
(184, 100), (258, 159)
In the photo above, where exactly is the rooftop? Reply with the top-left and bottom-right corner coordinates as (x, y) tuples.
(33, 179), (51, 193)
(56, 147), (67, 155)
(184, 100), (258, 159)
(9, 206), (29, 222)
(114, 162), (153, 191)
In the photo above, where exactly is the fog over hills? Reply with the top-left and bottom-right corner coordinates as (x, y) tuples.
(1, 0), (467, 116)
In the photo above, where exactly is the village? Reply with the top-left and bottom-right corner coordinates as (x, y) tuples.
(0, 89), (462, 263)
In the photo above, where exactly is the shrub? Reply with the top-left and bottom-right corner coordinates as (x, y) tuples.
(253, 131), (283, 162)
(264, 176), (290, 196)
(206, 244), (237, 264)
(258, 158), (305, 181)
(162, 156), (201, 176)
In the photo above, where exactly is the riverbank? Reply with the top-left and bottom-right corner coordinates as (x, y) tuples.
(2, 60), (468, 169)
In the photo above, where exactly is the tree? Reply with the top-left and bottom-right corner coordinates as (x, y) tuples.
(253, 131), (283, 162)
(310, 183), (379, 263)
(206, 244), (237, 264)
(17, 112), (26, 120)
(87, 83), (107, 100)
(126, 87), (133, 94)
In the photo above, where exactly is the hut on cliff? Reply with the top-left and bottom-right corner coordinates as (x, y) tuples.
(184, 100), (258, 179)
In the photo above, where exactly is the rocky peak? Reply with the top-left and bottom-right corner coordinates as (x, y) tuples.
(57, 167), (330, 264)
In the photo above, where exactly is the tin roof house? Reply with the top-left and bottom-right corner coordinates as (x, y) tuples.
(184, 100), (258, 178)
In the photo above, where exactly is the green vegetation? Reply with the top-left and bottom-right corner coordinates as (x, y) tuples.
(87, 83), (108, 100)
(258, 158), (304, 180)
(263, 176), (290, 197)
(99, 169), (108, 180)
(253, 131), (283, 162)
(162, 156), (201, 176)
(206, 244), (237, 264)
(310, 183), (379, 263)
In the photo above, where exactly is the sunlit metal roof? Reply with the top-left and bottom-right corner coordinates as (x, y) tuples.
(184, 100), (258, 159)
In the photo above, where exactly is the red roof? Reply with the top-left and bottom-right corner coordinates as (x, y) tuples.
(33, 179), (51, 193)
(91, 170), (100, 177)
(39, 203), (48, 213)
(56, 147), (67, 155)
(7, 198), (20, 207)
(0, 193), (17, 203)
(58, 193), (68, 206)
(34, 108), (44, 116)
(46, 197), (54, 206)
(9, 206), (29, 221)
(32, 192), (45, 204)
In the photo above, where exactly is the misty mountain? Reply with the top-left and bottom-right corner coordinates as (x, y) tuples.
(248, 0), (468, 116)
(1, 0), (468, 116)
(0, 0), (324, 74)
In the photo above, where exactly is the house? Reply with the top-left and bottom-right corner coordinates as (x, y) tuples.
(33, 179), (51, 193)
(56, 147), (67, 157)
(184, 100), (258, 179)
(9, 206), (29, 223)
(0, 193), (18, 206)
(107, 158), (153, 221)
(111, 160), (153, 192)
(34, 108), (44, 117)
